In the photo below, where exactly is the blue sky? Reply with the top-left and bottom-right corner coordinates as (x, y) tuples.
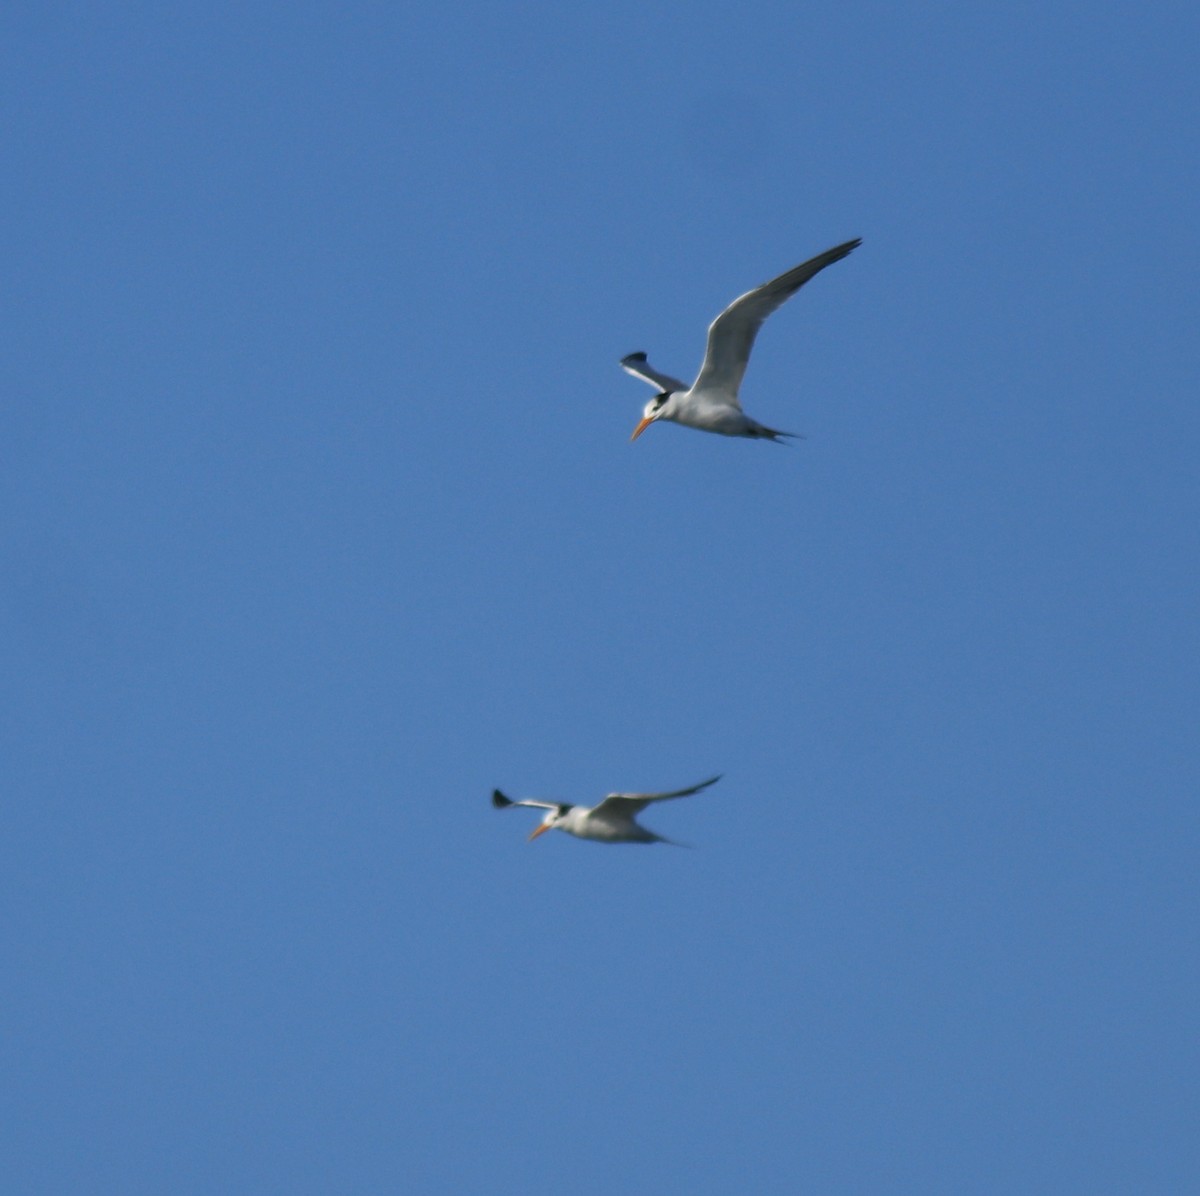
(3, 3), (1198, 1192)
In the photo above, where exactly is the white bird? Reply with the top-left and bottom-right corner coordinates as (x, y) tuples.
(492, 775), (722, 845)
(624, 238), (861, 442)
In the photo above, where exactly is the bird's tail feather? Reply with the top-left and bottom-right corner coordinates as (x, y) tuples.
(652, 833), (694, 848)
(751, 421), (804, 443)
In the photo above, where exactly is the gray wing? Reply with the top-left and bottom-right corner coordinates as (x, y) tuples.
(620, 352), (690, 395)
(693, 239), (861, 400)
(590, 774), (722, 819)
(492, 790), (559, 812)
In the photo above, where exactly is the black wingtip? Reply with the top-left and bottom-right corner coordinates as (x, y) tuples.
(621, 351), (648, 364)
(492, 789), (513, 809)
(829, 238), (862, 262)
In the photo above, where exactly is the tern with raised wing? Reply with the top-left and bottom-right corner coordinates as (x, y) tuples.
(492, 775), (721, 845)
(624, 238), (861, 442)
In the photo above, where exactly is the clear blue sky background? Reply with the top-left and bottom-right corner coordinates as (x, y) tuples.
(3, 4), (1198, 1192)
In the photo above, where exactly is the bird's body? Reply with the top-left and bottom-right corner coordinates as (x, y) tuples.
(624, 238), (861, 442)
(492, 775), (721, 845)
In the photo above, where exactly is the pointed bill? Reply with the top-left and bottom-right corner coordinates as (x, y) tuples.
(630, 414), (655, 441)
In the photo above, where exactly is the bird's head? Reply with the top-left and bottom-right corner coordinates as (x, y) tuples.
(528, 805), (569, 842)
(630, 392), (672, 442)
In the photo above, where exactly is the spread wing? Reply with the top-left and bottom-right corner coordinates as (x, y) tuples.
(492, 790), (561, 812)
(619, 352), (690, 395)
(693, 238), (861, 400)
(589, 774), (722, 819)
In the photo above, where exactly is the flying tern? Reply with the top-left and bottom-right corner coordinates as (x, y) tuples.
(491, 775), (721, 845)
(623, 238), (861, 442)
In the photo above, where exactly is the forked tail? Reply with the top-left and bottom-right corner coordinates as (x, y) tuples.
(750, 422), (804, 444)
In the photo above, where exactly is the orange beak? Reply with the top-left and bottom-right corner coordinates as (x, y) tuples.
(528, 822), (552, 842)
(630, 414), (655, 442)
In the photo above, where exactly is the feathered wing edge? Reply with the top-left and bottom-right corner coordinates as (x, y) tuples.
(619, 351), (690, 395)
(694, 237), (862, 397)
(492, 790), (559, 811)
